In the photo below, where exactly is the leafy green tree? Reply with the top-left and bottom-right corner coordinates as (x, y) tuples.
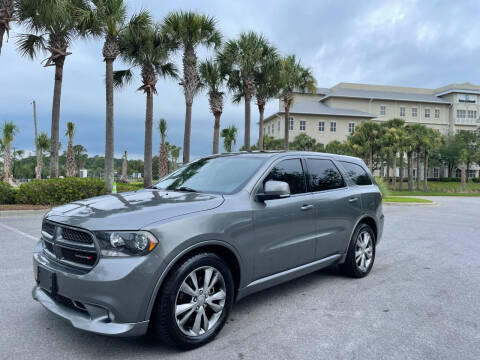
(278, 55), (316, 150)
(0, 0), (14, 54)
(221, 125), (237, 152)
(77, 0), (150, 192)
(348, 121), (381, 171)
(218, 31), (271, 151)
(73, 144), (87, 171)
(16, 0), (89, 178)
(162, 11), (221, 163)
(36, 132), (50, 179)
(199, 59), (226, 154)
(290, 133), (317, 151)
(382, 119), (405, 189)
(1, 121), (18, 181)
(114, 20), (177, 188)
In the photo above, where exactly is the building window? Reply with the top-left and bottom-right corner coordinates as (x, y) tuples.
(458, 94), (477, 103)
(348, 123), (355, 133)
(433, 168), (439, 178)
(412, 107), (417, 117)
(277, 121), (280, 132)
(434, 109), (440, 118)
(380, 105), (386, 115)
(400, 107), (405, 117)
(263, 127), (266, 135)
(330, 122), (336, 132)
(457, 109), (466, 119)
(299, 120), (306, 131)
(288, 117), (294, 130)
(425, 108), (430, 118)
(318, 121), (325, 132)
(468, 110), (477, 119)
(268, 125), (271, 135)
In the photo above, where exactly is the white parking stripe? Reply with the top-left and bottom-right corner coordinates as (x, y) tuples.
(0, 222), (38, 242)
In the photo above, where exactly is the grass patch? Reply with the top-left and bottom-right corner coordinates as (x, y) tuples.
(383, 196), (433, 203)
(116, 181), (144, 192)
(389, 191), (480, 197)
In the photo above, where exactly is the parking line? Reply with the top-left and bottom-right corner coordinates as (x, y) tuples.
(0, 222), (38, 242)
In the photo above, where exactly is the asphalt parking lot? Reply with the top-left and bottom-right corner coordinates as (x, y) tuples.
(1, 197), (479, 360)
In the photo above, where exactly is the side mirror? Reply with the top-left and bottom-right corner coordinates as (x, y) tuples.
(257, 180), (290, 201)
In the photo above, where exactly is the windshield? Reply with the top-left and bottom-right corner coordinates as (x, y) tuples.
(154, 156), (266, 194)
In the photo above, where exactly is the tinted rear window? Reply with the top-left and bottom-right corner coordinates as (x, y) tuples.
(306, 159), (345, 192)
(264, 159), (307, 195)
(341, 161), (372, 185)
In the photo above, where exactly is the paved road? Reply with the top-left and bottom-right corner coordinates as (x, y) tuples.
(1, 197), (479, 360)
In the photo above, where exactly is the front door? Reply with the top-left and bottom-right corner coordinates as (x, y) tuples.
(252, 158), (316, 280)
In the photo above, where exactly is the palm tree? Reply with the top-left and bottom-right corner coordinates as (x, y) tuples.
(73, 144), (87, 171)
(383, 119), (405, 190)
(16, 0), (89, 178)
(0, 0), (14, 54)
(158, 118), (168, 179)
(278, 55), (316, 150)
(170, 145), (181, 170)
(218, 32), (273, 151)
(199, 59), (226, 154)
(1, 121), (18, 182)
(349, 121), (382, 172)
(423, 128), (441, 191)
(35, 132), (50, 179)
(162, 11), (222, 164)
(77, 1), (150, 193)
(255, 45), (280, 151)
(114, 20), (177, 188)
(408, 124), (428, 191)
(65, 121), (76, 177)
(221, 125), (237, 152)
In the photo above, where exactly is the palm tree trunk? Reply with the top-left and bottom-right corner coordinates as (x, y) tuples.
(36, 151), (42, 179)
(392, 151), (397, 190)
(0, 27), (4, 55)
(407, 151), (413, 191)
(423, 150), (429, 192)
(461, 163), (466, 191)
(212, 112), (221, 154)
(105, 58), (114, 193)
(258, 103), (265, 151)
(183, 102), (192, 164)
(368, 145), (373, 172)
(379, 155), (384, 178)
(159, 141), (168, 179)
(386, 153), (390, 182)
(284, 102), (291, 150)
(144, 92), (153, 188)
(50, 62), (64, 178)
(244, 92), (251, 151)
(416, 150), (421, 191)
(2, 143), (11, 181)
(399, 152), (404, 191)
(66, 139), (75, 177)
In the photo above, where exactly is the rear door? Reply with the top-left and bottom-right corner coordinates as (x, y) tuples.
(305, 157), (363, 259)
(252, 158), (317, 279)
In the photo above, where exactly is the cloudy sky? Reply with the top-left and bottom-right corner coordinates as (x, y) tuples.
(2, 0), (480, 159)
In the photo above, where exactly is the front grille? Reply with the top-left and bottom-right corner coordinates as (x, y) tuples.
(41, 221), (98, 271)
(61, 227), (94, 244)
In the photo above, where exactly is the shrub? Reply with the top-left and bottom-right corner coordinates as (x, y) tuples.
(0, 182), (17, 204)
(16, 178), (106, 205)
(374, 176), (390, 197)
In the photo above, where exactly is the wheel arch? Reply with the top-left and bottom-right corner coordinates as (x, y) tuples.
(145, 240), (242, 321)
(340, 215), (378, 263)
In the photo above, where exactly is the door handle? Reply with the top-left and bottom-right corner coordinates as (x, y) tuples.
(348, 197), (360, 203)
(300, 204), (313, 211)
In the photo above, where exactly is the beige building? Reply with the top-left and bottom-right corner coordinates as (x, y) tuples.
(264, 82), (480, 145)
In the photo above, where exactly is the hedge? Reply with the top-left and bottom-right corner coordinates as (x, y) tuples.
(16, 178), (106, 205)
(0, 182), (17, 204)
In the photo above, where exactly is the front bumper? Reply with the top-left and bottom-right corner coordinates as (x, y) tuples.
(32, 240), (163, 336)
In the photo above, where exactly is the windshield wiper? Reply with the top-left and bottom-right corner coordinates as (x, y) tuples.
(175, 186), (198, 193)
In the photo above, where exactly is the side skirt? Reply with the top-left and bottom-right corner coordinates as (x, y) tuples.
(236, 254), (342, 301)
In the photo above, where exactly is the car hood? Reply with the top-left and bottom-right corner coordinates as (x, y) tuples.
(45, 189), (224, 230)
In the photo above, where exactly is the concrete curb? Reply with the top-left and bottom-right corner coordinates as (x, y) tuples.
(0, 209), (50, 217)
(383, 201), (438, 207)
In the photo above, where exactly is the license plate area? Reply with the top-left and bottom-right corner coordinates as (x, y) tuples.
(37, 266), (57, 295)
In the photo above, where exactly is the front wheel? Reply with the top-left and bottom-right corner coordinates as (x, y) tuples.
(340, 223), (376, 278)
(151, 252), (234, 349)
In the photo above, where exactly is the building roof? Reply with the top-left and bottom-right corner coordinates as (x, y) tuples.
(285, 101), (376, 118)
(320, 87), (451, 104)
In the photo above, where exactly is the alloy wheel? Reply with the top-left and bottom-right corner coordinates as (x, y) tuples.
(355, 231), (373, 272)
(174, 266), (226, 336)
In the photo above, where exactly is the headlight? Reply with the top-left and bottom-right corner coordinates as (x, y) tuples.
(94, 231), (158, 256)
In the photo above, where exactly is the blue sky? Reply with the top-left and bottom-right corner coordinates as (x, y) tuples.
(2, 0), (480, 159)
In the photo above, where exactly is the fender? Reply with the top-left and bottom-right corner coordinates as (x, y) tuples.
(144, 239), (243, 321)
(339, 214), (378, 263)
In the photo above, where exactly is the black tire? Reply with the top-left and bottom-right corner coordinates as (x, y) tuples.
(151, 252), (234, 350)
(340, 223), (376, 278)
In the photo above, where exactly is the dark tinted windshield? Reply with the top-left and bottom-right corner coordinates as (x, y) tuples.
(154, 156), (266, 194)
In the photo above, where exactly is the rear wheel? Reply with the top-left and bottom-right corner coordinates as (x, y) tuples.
(151, 253), (234, 349)
(340, 223), (375, 278)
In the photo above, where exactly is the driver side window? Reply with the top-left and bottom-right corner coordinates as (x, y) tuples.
(263, 159), (307, 195)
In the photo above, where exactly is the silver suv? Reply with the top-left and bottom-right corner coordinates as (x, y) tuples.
(32, 152), (384, 349)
